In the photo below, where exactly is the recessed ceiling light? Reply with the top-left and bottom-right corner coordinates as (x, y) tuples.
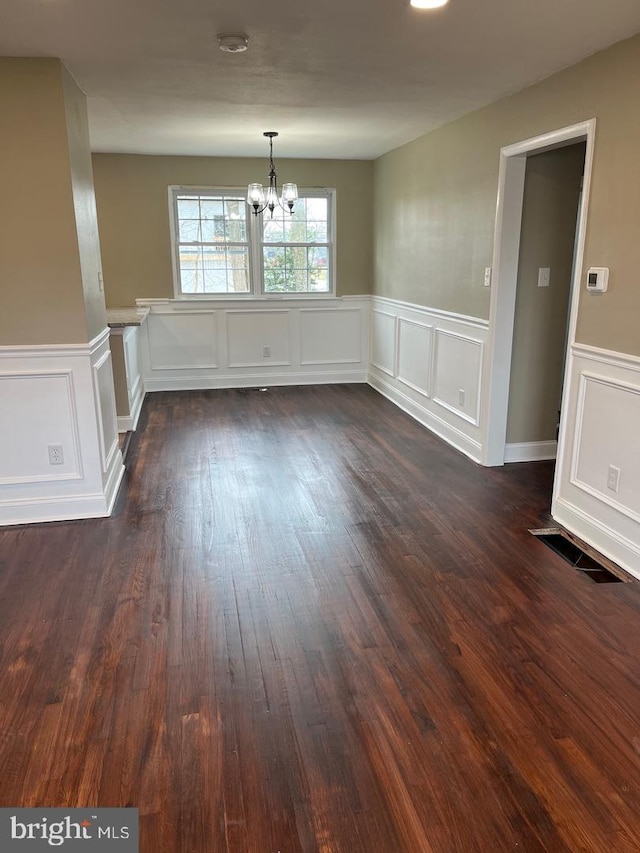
(217, 33), (249, 53)
(410, 0), (448, 8)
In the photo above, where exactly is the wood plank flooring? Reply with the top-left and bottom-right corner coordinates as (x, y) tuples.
(1, 384), (640, 851)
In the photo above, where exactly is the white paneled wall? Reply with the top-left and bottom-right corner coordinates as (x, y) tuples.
(396, 318), (433, 397)
(226, 310), (291, 367)
(122, 324), (145, 431)
(554, 343), (640, 578)
(432, 329), (483, 426)
(300, 309), (362, 365)
(138, 297), (370, 391)
(368, 296), (488, 462)
(148, 311), (218, 370)
(0, 329), (124, 525)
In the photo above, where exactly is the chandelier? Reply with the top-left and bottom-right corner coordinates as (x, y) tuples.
(247, 132), (298, 218)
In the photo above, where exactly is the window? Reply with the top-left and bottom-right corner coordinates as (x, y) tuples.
(171, 190), (250, 295)
(170, 187), (334, 297)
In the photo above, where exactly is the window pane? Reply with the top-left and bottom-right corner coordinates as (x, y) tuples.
(285, 246), (307, 271)
(179, 246), (205, 293)
(263, 246), (287, 292)
(201, 217), (226, 242)
(263, 219), (284, 243)
(226, 218), (247, 242)
(260, 194), (331, 294)
(175, 193), (250, 294)
(309, 246), (329, 292)
(178, 219), (201, 242)
(224, 198), (245, 222)
(284, 217), (308, 243)
(306, 197), (327, 220)
(200, 199), (224, 220)
(307, 220), (327, 241)
(177, 198), (200, 219)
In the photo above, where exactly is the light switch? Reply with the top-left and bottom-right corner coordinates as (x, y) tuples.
(538, 267), (550, 288)
(483, 267), (492, 288)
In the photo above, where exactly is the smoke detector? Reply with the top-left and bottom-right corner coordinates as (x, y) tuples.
(217, 33), (249, 53)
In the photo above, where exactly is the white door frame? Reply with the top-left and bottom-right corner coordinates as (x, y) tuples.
(480, 119), (597, 486)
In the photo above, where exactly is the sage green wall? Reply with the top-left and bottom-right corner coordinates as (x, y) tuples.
(506, 144), (585, 444)
(374, 34), (640, 356)
(92, 155), (373, 307)
(0, 59), (87, 345)
(62, 67), (108, 342)
(0, 58), (107, 346)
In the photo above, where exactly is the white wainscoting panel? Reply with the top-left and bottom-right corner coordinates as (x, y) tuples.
(138, 297), (369, 391)
(371, 310), (396, 376)
(432, 329), (483, 426)
(110, 324), (147, 433)
(0, 371), (82, 484)
(368, 296), (488, 463)
(148, 311), (218, 370)
(227, 310), (291, 367)
(300, 309), (362, 365)
(0, 329), (124, 526)
(123, 324), (145, 431)
(572, 373), (640, 522)
(93, 348), (119, 474)
(397, 318), (433, 397)
(553, 343), (640, 578)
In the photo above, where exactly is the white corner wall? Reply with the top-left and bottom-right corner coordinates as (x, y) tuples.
(0, 328), (124, 525)
(553, 343), (640, 578)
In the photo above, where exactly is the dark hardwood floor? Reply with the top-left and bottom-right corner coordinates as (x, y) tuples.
(2, 384), (640, 851)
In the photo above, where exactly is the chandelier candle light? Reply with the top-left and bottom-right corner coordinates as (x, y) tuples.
(247, 132), (298, 218)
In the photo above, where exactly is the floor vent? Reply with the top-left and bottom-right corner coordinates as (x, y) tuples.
(530, 528), (628, 584)
(237, 387), (270, 394)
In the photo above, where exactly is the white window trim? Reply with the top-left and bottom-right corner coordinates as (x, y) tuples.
(168, 185), (336, 299)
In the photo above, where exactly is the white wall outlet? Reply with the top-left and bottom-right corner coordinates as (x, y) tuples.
(538, 267), (551, 288)
(607, 465), (620, 493)
(586, 267), (609, 293)
(262, 345), (271, 358)
(458, 389), (465, 407)
(483, 267), (492, 288)
(48, 444), (64, 465)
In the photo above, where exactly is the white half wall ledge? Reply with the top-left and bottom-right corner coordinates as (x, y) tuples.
(138, 295), (371, 392)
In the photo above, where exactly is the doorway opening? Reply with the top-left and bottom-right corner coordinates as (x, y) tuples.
(504, 141), (586, 464)
(481, 120), (597, 513)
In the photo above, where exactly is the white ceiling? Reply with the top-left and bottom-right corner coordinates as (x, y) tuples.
(1, 0), (639, 160)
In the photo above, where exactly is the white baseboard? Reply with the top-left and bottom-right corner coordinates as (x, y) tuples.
(553, 495), (640, 581)
(369, 372), (482, 463)
(0, 444), (124, 526)
(117, 385), (146, 433)
(504, 440), (557, 463)
(144, 370), (368, 392)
